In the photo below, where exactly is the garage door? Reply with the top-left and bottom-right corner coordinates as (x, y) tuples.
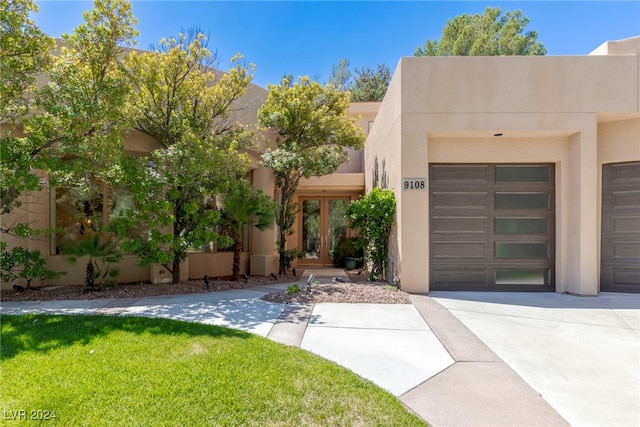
(601, 162), (640, 293)
(429, 164), (555, 291)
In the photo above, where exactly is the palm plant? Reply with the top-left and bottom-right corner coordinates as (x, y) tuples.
(221, 180), (275, 281)
(62, 232), (122, 290)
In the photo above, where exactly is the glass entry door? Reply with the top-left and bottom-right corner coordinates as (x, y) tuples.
(300, 197), (349, 266)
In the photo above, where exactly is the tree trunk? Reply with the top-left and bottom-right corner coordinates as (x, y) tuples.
(277, 176), (290, 275)
(171, 257), (181, 284)
(85, 261), (95, 290)
(278, 226), (287, 275)
(232, 234), (242, 281)
(172, 202), (182, 284)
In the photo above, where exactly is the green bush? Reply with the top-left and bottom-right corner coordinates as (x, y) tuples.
(346, 188), (396, 280)
(0, 242), (65, 288)
(282, 248), (304, 273)
(287, 284), (301, 295)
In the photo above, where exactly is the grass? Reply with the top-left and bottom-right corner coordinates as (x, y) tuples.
(1, 314), (427, 426)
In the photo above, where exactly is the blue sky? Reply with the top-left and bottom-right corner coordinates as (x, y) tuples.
(34, 1), (640, 88)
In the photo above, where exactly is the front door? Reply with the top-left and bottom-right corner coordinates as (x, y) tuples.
(299, 197), (349, 266)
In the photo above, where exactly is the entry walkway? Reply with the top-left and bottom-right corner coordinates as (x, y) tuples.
(2, 270), (638, 426)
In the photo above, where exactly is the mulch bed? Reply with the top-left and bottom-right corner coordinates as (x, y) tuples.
(1, 270), (411, 304)
(1, 272), (303, 303)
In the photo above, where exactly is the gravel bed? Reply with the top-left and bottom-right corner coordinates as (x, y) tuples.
(261, 282), (411, 304)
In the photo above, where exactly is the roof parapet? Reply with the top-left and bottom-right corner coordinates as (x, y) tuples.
(589, 36), (640, 55)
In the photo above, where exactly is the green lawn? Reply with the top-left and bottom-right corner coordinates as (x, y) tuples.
(1, 315), (426, 426)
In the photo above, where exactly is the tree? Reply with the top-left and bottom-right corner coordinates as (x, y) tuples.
(258, 76), (365, 274)
(1, 0), (137, 232)
(0, 0), (54, 121)
(415, 7), (546, 56)
(328, 58), (352, 92)
(327, 60), (390, 102)
(350, 63), (391, 102)
(112, 31), (254, 284)
(1, 0), (53, 225)
(220, 179), (274, 281)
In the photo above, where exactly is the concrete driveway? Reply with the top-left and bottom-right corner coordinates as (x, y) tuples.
(429, 291), (640, 427)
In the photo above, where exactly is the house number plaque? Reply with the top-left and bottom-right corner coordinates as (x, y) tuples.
(402, 178), (426, 190)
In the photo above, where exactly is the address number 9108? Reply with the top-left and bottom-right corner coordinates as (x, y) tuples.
(402, 178), (426, 190)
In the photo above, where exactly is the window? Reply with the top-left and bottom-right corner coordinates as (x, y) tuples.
(495, 242), (549, 259)
(495, 269), (549, 285)
(495, 193), (550, 210)
(53, 184), (105, 254)
(52, 182), (140, 254)
(495, 218), (549, 234)
(496, 165), (551, 183)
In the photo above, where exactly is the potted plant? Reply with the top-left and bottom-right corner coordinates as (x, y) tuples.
(333, 237), (358, 270)
(345, 256), (357, 270)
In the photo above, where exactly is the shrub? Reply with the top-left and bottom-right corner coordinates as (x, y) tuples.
(0, 242), (65, 288)
(346, 188), (396, 280)
(282, 248), (304, 273)
(287, 284), (301, 295)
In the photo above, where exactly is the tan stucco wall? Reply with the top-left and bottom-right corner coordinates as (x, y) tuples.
(250, 167), (278, 276)
(589, 36), (640, 55)
(188, 252), (249, 279)
(598, 118), (640, 164)
(337, 102), (380, 174)
(366, 46), (640, 295)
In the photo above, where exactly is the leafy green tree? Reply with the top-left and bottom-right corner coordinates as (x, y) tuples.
(350, 63), (391, 102)
(327, 60), (390, 102)
(220, 179), (275, 281)
(346, 188), (396, 281)
(415, 7), (546, 56)
(328, 58), (352, 92)
(1, 0), (137, 231)
(112, 31), (254, 284)
(0, 0), (53, 121)
(1, 0), (53, 223)
(258, 76), (365, 274)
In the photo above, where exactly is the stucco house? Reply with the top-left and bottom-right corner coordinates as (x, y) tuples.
(1, 37), (638, 296)
(365, 36), (639, 295)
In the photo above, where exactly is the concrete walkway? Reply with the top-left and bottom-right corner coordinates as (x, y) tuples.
(2, 270), (638, 426)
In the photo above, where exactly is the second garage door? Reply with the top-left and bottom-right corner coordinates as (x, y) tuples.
(601, 162), (640, 293)
(429, 164), (555, 291)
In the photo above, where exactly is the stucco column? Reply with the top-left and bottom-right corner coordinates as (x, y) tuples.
(399, 119), (430, 294)
(565, 126), (599, 295)
(250, 167), (278, 275)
